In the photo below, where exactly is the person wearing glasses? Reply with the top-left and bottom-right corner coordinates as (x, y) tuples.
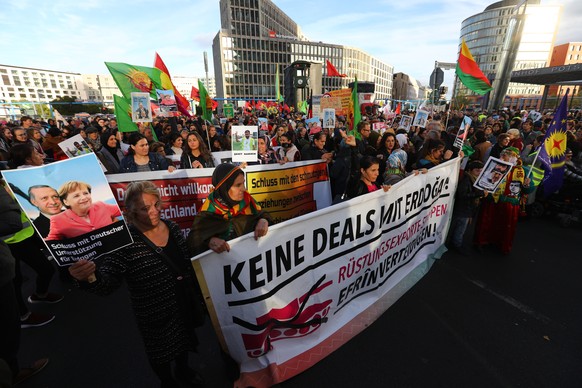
(11, 128), (29, 145)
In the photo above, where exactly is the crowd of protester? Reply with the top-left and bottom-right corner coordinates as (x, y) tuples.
(1, 105), (582, 386)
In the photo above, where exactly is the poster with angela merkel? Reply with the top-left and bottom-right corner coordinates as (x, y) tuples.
(2, 153), (133, 266)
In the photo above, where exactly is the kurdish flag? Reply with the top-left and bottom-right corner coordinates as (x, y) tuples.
(197, 79), (213, 122)
(113, 95), (139, 133)
(153, 53), (192, 117)
(455, 39), (492, 95)
(538, 91), (569, 196)
(105, 62), (173, 100)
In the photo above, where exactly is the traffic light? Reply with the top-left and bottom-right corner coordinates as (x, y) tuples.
(438, 86), (448, 98)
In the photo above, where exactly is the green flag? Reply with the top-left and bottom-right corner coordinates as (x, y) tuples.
(299, 100), (308, 114)
(113, 95), (139, 133)
(348, 76), (361, 137)
(275, 65), (283, 103)
(198, 79), (212, 122)
(461, 143), (475, 158)
(105, 62), (173, 99)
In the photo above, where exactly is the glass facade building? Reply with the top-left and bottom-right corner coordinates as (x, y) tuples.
(455, 0), (561, 105)
(213, 0), (393, 101)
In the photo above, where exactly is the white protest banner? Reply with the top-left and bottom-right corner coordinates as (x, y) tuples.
(3, 153), (133, 266)
(192, 158), (460, 387)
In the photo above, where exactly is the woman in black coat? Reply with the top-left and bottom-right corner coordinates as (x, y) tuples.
(69, 181), (204, 387)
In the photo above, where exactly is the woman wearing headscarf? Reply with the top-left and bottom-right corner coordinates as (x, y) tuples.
(187, 163), (272, 255)
(68, 181), (205, 387)
(97, 131), (124, 174)
(251, 135), (277, 165)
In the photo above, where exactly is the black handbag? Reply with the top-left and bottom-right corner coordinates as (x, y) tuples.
(137, 230), (207, 328)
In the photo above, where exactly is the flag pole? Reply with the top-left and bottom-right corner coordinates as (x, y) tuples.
(525, 147), (541, 178)
(206, 120), (212, 150)
(526, 88), (570, 179)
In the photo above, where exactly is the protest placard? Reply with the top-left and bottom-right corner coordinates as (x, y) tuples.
(3, 153), (132, 266)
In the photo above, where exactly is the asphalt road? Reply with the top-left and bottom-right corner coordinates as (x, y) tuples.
(17, 215), (582, 388)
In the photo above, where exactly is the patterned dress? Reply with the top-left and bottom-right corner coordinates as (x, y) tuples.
(82, 220), (199, 364)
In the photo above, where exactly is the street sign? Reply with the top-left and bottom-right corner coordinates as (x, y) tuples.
(429, 67), (444, 89)
(223, 103), (234, 118)
(436, 62), (456, 71)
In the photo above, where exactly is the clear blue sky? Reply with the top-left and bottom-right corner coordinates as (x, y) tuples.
(0, 0), (578, 89)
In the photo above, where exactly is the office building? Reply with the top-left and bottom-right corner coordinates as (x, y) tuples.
(454, 0), (561, 109)
(213, 0), (393, 103)
(547, 42), (582, 97)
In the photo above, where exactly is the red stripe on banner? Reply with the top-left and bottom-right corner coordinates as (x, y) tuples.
(235, 262), (432, 388)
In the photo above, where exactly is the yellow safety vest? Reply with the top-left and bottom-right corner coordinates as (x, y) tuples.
(1, 210), (35, 244)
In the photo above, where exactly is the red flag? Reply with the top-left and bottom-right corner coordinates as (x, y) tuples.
(191, 86), (217, 109)
(191, 86), (200, 101)
(153, 53), (192, 117)
(256, 100), (267, 110)
(326, 60), (347, 77)
(395, 103), (401, 115)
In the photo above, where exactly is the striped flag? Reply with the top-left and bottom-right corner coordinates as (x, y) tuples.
(455, 39), (492, 95)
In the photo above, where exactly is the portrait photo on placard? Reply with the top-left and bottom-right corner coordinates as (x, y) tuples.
(131, 92), (152, 122)
(2, 153), (133, 266)
(473, 156), (513, 192)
